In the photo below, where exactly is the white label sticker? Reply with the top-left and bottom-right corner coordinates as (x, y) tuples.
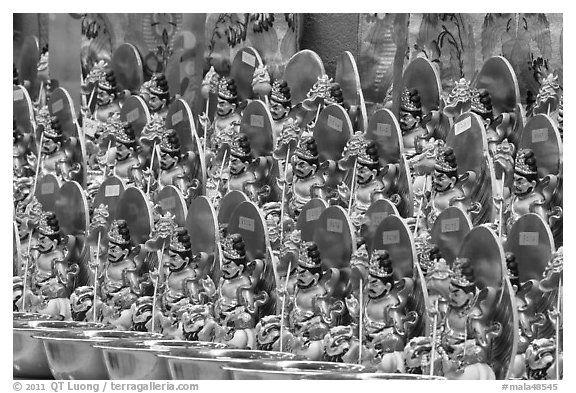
(104, 185), (120, 197)
(327, 115), (343, 132)
(239, 216), (255, 232)
(455, 116), (471, 135)
(41, 182), (55, 195)
(375, 123), (392, 137)
(306, 207), (322, 222)
(327, 218), (343, 233)
(532, 128), (549, 143)
(519, 232), (539, 246)
(250, 115), (264, 128)
(171, 110), (183, 126)
(13, 89), (24, 101)
(126, 108), (140, 123)
(160, 196), (176, 210)
(83, 118), (99, 138)
(52, 99), (64, 113)
(382, 230), (400, 245)
(242, 51), (256, 67)
(441, 218), (460, 233)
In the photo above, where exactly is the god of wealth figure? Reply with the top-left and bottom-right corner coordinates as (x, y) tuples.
(159, 228), (216, 336)
(227, 133), (272, 205)
(29, 212), (82, 320)
(507, 149), (562, 231)
(180, 303), (219, 342)
(268, 79), (293, 147)
(427, 145), (479, 227)
(470, 89), (509, 154)
(203, 77), (241, 151)
(286, 137), (329, 218)
(346, 250), (417, 373)
(255, 315), (283, 351)
(288, 242), (346, 361)
(157, 130), (202, 201)
(100, 220), (151, 329)
(92, 68), (126, 123)
(323, 325), (360, 363)
(36, 117), (81, 182)
(139, 73), (171, 118)
(111, 122), (147, 188)
(418, 243), (452, 327)
(399, 89), (428, 157)
(213, 234), (271, 349)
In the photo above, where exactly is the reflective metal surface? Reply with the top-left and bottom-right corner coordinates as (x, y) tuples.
(223, 359), (367, 380)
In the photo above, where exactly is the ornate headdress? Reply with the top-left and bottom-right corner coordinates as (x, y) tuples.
(218, 77), (238, 102)
(514, 149), (538, 181)
(83, 60), (108, 91)
(89, 204), (109, 233)
(434, 145), (458, 177)
(221, 233), (247, 264)
(298, 242), (322, 270)
(451, 258), (475, 289)
(306, 74), (333, 101)
(140, 73), (169, 99)
(160, 129), (181, 156)
(201, 66), (220, 94)
(270, 79), (291, 106)
(98, 70), (118, 93)
(444, 78), (473, 117)
(38, 211), (60, 237)
(357, 141), (380, 170)
(294, 137), (319, 164)
(230, 133), (252, 161)
(70, 285), (94, 305)
(368, 250), (394, 279)
(170, 228), (192, 254)
(43, 117), (64, 141)
(400, 88), (422, 114)
(115, 122), (137, 146)
(108, 219), (131, 248)
(471, 89), (493, 118)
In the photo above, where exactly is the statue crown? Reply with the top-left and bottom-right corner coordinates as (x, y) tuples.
(270, 79), (291, 105)
(218, 77), (238, 101)
(514, 149), (538, 178)
(108, 219), (131, 247)
(368, 250), (394, 279)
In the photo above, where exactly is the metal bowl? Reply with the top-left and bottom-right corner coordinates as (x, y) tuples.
(13, 320), (109, 378)
(95, 340), (227, 380)
(222, 359), (367, 380)
(13, 312), (61, 321)
(159, 349), (302, 380)
(33, 329), (163, 380)
(301, 372), (447, 380)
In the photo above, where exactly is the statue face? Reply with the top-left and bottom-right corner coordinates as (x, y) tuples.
(229, 156), (248, 175)
(42, 138), (59, 155)
(256, 317), (281, 346)
(294, 158), (315, 179)
(221, 259), (243, 280)
(448, 283), (473, 309)
(96, 89), (113, 106)
(296, 266), (318, 289)
(182, 309), (207, 334)
(148, 94), (166, 113)
(216, 98), (235, 117)
(399, 110), (420, 134)
(432, 170), (455, 192)
(108, 243), (128, 263)
(37, 234), (56, 253)
(160, 152), (178, 171)
(115, 143), (132, 161)
(357, 164), (375, 185)
(71, 293), (93, 314)
(513, 174), (535, 196)
(269, 102), (288, 121)
(168, 250), (190, 272)
(367, 276), (391, 299)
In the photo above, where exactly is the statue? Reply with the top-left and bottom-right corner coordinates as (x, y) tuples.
(323, 325), (360, 363)
(139, 73), (170, 118)
(399, 89), (427, 157)
(204, 77), (242, 151)
(100, 220), (151, 329)
(92, 67), (126, 123)
(70, 285), (100, 322)
(13, 119), (36, 179)
(36, 117), (81, 183)
(213, 233), (271, 349)
(288, 242), (346, 360)
(111, 122), (147, 188)
(268, 79), (293, 147)
(346, 250), (417, 373)
(255, 315), (282, 351)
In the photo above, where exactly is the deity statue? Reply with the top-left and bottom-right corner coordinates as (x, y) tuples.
(399, 89), (428, 157)
(213, 233), (271, 349)
(13, 119), (36, 179)
(268, 79), (294, 147)
(288, 242), (346, 360)
(87, 65), (126, 123)
(525, 338), (561, 380)
(36, 117), (81, 183)
(139, 73), (171, 118)
(323, 325), (360, 363)
(346, 250), (418, 373)
(255, 315), (283, 351)
(111, 122), (147, 188)
(70, 285), (100, 322)
(507, 149), (562, 231)
(426, 145), (479, 227)
(204, 77), (242, 151)
(180, 303), (219, 342)
(100, 220), (152, 329)
(286, 137), (329, 218)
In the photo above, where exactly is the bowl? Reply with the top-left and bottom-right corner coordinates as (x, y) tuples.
(222, 359), (367, 380)
(159, 349), (302, 380)
(301, 372), (447, 380)
(33, 329), (163, 380)
(13, 312), (61, 321)
(95, 340), (227, 380)
(13, 320), (109, 378)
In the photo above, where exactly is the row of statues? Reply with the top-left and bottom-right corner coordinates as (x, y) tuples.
(13, 40), (563, 380)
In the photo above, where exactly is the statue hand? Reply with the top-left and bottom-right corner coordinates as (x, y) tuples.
(199, 113), (211, 130)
